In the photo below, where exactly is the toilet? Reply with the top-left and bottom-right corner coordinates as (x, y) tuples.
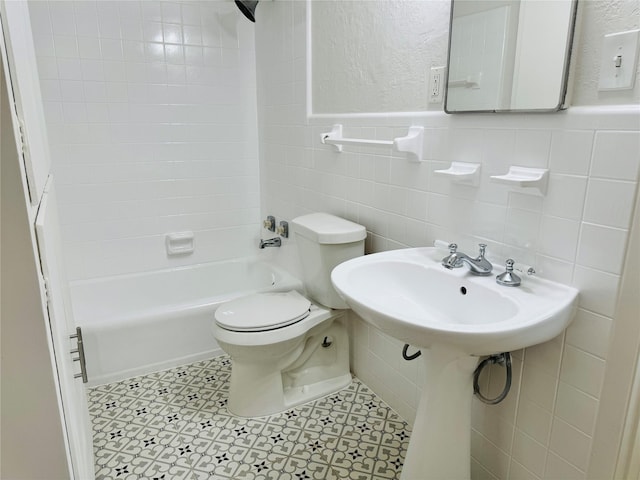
(212, 213), (366, 417)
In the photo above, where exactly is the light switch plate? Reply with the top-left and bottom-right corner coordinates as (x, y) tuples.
(598, 29), (640, 91)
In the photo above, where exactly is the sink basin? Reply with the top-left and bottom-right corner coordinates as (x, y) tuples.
(331, 247), (578, 355)
(331, 247), (579, 479)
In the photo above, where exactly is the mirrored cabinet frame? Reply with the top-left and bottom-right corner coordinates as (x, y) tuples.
(444, 0), (579, 114)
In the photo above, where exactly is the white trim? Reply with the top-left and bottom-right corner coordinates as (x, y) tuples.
(618, 354), (640, 479)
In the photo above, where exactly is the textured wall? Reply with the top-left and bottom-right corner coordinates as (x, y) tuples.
(572, 0), (640, 105)
(1, 59), (70, 480)
(29, 0), (261, 280)
(255, 1), (640, 479)
(311, 0), (640, 112)
(311, 0), (450, 113)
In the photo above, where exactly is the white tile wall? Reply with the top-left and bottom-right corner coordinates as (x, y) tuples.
(255, 2), (640, 479)
(29, 0), (260, 280)
(24, 0), (640, 477)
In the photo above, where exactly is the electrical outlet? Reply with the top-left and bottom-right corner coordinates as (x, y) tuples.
(429, 66), (446, 103)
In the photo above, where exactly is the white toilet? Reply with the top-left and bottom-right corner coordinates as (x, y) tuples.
(212, 213), (366, 417)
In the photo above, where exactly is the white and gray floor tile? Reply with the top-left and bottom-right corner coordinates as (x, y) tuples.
(88, 355), (410, 480)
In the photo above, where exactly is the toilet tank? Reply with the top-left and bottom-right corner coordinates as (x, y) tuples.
(291, 213), (366, 309)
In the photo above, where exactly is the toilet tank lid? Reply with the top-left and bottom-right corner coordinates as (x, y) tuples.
(291, 213), (366, 244)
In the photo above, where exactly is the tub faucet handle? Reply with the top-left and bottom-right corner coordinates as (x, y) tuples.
(263, 215), (276, 232)
(276, 221), (289, 238)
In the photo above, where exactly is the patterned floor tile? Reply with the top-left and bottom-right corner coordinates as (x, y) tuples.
(89, 355), (410, 480)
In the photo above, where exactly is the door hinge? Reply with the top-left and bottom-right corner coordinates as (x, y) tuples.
(17, 117), (30, 159)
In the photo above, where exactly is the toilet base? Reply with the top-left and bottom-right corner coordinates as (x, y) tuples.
(223, 314), (351, 417)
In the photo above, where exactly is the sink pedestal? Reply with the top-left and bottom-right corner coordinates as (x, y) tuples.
(401, 345), (479, 480)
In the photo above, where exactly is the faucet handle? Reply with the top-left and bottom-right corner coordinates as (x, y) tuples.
(263, 215), (276, 232)
(448, 243), (458, 253)
(478, 243), (487, 258)
(496, 258), (521, 287)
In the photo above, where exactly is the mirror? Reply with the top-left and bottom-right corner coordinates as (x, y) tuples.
(445, 0), (577, 113)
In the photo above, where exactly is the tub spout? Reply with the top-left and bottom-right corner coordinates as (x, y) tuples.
(259, 237), (281, 249)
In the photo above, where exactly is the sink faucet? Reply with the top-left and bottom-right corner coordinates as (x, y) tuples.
(259, 237), (281, 249)
(442, 243), (493, 276)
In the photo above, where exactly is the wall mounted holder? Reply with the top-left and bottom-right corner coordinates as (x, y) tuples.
(434, 162), (481, 186)
(490, 166), (549, 195)
(321, 124), (425, 162)
(166, 231), (194, 256)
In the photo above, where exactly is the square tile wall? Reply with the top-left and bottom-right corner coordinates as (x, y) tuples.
(28, 0), (261, 280)
(254, 2), (640, 480)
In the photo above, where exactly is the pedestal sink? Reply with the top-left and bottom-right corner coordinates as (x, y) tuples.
(331, 247), (578, 480)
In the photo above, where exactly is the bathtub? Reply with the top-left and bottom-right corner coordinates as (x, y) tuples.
(69, 259), (302, 386)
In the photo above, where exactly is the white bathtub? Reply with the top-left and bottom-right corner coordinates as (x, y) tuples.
(69, 259), (302, 386)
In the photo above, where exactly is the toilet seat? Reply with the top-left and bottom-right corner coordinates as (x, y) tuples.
(215, 291), (311, 332)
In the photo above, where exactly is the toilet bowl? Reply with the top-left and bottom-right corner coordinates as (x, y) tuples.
(211, 213), (366, 417)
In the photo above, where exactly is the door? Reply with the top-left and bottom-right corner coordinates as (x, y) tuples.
(35, 175), (95, 479)
(0, 0), (51, 205)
